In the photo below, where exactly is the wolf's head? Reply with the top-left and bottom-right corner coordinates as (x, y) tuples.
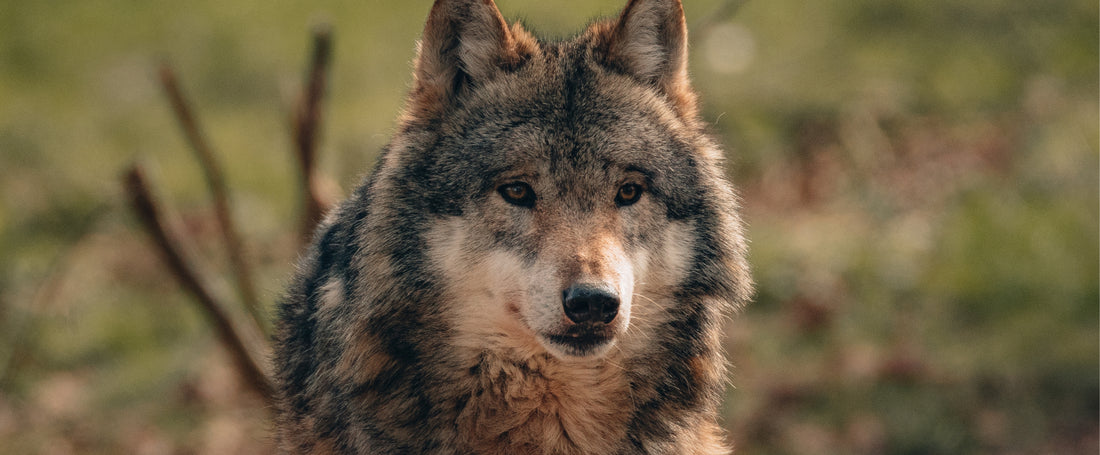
(370, 0), (751, 361)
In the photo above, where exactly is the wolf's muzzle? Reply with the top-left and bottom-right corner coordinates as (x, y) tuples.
(562, 284), (620, 324)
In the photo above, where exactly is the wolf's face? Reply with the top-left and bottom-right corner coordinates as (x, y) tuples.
(411, 12), (715, 359)
(425, 85), (701, 359)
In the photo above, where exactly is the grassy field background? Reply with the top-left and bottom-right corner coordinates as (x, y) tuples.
(1, 0), (1096, 453)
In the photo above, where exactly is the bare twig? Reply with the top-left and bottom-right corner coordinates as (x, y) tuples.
(123, 164), (274, 403)
(293, 24), (334, 243)
(158, 63), (268, 335)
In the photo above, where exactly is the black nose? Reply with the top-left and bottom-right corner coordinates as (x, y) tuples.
(562, 284), (620, 324)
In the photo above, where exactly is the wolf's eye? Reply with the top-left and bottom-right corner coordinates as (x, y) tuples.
(498, 182), (536, 207)
(616, 183), (643, 206)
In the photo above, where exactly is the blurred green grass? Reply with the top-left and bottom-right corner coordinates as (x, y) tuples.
(1, 0), (1096, 453)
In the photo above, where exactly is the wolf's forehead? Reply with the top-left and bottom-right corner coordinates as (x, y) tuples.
(461, 89), (680, 167)
(469, 115), (668, 179)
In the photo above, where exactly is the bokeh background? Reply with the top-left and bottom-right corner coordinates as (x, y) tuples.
(1, 0), (1096, 453)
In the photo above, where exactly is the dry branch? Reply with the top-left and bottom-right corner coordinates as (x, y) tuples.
(129, 27), (339, 409)
(158, 63), (268, 335)
(293, 24), (334, 243)
(124, 164), (274, 403)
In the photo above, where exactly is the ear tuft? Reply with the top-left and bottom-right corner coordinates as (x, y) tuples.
(407, 0), (535, 119)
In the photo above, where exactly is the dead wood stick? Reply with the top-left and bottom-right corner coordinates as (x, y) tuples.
(293, 24), (333, 244)
(124, 164), (274, 403)
(158, 63), (267, 335)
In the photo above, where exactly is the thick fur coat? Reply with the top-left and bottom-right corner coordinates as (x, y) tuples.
(273, 0), (753, 453)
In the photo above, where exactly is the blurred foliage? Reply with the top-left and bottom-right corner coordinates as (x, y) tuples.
(0, 0), (1096, 453)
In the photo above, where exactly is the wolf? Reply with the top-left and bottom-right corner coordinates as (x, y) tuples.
(273, 0), (752, 453)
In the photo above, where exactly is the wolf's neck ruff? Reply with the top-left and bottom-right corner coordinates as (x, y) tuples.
(456, 349), (632, 454)
(274, 1), (752, 454)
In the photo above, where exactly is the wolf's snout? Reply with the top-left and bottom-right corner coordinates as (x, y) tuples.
(562, 284), (619, 324)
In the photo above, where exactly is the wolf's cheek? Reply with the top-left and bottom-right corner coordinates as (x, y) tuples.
(424, 217), (505, 307)
(652, 220), (696, 288)
(423, 216), (544, 330)
(623, 220), (697, 334)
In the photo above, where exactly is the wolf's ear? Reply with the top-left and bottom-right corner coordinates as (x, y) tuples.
(604, 0), (697, 117)
(408, 0), (536, 118)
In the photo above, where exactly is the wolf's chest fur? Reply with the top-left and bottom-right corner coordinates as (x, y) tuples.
(456, 351), (631, 454)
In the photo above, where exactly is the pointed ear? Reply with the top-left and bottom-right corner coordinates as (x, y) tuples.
(408, 0), (536, 118)
(604, 0), (697, 117)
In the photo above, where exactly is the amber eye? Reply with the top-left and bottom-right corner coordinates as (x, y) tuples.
(498, 182), (536, 207)
(616, 183), (643, 206)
